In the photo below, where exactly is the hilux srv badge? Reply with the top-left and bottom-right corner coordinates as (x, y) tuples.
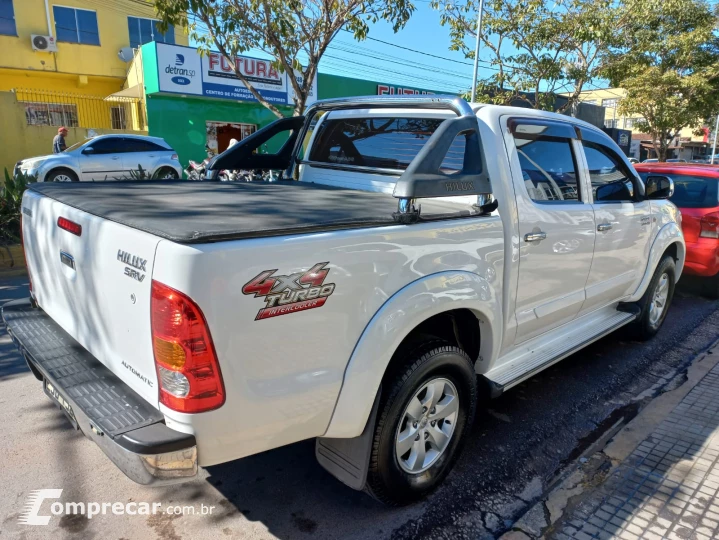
(118, 249), (147, 282)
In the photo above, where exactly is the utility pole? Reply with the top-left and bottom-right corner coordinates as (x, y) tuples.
(711, 113), (719, 165)
(469, 0), (486, 104)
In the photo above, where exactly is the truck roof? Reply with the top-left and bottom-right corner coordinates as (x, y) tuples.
(29, 181), (475, 244)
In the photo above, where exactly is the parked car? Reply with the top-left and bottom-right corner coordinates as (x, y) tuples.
(628, 157), (640, 164)
(666, 158), (687, 163)
(4, 96), (684, 505)
(15, 134), (182, 182)
(642, 158), (659, 163)
(636, 163), (719, 297)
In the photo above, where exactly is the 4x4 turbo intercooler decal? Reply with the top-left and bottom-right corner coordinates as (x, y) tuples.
(242, 263), (335, 320)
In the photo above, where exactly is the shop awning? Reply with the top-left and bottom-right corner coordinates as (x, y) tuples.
(105, 85), (142, 101)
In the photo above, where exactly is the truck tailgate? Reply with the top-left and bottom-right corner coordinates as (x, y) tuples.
(22, 189), (160, 405)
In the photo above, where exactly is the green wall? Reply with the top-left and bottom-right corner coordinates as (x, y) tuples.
(141, 43), (159, 94)
(317, 73), (453, 99)
(145, 94), (292, 167)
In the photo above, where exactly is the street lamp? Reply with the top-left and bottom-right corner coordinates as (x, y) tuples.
(469, 0), (486, 104)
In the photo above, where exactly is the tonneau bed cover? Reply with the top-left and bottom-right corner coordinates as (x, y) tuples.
(29, 181), (477, 243)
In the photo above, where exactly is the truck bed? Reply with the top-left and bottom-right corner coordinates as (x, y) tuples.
(30, 181), (475, 243)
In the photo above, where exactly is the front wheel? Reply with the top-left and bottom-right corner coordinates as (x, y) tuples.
(365, 342), (477, 505)
(626, 254), (676, 341)
(46, 168), (78, 182)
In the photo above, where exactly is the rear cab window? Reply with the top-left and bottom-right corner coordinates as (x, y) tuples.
(303, 114), (484, 219)
(308, 117), (465, 172)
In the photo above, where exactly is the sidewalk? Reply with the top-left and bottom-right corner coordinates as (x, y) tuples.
(545, 352), (719, 540)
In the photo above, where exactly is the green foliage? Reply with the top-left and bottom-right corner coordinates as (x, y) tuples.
(155, 0), (415, 117)
(110, 164), (150, 181)
(0, 168), (36, 244)
(433, 0), (618, 111)
(602, 0), (719, 161)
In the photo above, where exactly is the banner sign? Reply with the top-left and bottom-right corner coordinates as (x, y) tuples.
(377, 84), (435, 96)
(155, 43), (316, 106)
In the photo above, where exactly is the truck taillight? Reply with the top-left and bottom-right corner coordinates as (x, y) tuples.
(151, 280), (225, 413)
(700, 212), (719, 239)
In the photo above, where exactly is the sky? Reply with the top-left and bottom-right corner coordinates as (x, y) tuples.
(316, 2), (480, 93)
(191, 2), (487, 94)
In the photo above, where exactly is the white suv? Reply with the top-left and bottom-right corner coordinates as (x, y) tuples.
(16, 134), (182, 182)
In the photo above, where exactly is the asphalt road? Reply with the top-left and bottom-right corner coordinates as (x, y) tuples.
(1, 273), (719, 540)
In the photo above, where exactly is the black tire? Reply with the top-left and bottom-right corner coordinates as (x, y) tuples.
(46, 168), (78, 182)
(702, 274), (719, 300)
(154, 167), (179, 180)
(365, 341), (478, 505)
(626, 255), (676, 341)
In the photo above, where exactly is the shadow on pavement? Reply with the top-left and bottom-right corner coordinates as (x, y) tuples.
(0, 275), (30, 380)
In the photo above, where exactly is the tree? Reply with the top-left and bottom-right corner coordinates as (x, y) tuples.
(433, 0), (618, 112)
(602, 0), (719, 161)
(155, 0), (414, 118)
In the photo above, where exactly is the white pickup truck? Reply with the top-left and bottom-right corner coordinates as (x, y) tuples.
(4, 96), (684, 505)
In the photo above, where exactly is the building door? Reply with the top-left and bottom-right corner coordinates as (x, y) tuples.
(206, 122), (256, 154)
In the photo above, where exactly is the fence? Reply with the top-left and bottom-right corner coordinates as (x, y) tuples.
(13, 88), (144, 131)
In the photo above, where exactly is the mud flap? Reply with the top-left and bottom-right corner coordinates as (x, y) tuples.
(315, 387), (381, 491)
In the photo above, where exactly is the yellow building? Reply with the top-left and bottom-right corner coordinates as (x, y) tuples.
(572, 87), (716, 161)
(0, 0), (188, 171)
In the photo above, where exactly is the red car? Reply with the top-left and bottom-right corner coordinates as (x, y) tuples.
(635, 163), (719, 296)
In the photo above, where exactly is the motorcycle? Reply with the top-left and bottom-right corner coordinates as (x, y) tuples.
(184, 146), (216, 181)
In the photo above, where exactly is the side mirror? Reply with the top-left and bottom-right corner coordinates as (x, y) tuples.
(645, 175), (674, 199)
(82, 146), (94, 155)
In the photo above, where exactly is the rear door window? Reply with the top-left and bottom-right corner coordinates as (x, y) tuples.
(122, 139), (167, 153)
(510, 122), (582, 203)
(88, 138), (123, 154)
(638, 173), (719, 208)
(308, 116), (466, 172)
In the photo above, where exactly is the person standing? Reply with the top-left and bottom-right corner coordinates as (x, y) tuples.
(53, 127), (68, 154)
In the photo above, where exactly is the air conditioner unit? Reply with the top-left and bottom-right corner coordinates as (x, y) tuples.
(31, 35), (58, 53)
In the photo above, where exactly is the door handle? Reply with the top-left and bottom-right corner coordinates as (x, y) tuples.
(524, 231), (547, 242)
(111, 156), (119, 160)
(597, 223), (612, 232)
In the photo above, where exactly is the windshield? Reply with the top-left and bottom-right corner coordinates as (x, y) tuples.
(65, 138), (93, 152)
(639, 173), (719, 208)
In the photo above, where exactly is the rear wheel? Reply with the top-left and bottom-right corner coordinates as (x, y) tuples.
(154, 167), (179, 180)
(365, 341), (477, 505)
(46, 169), (78, 182)
(626, 255), (676, 340)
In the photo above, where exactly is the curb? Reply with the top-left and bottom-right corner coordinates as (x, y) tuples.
(501, 336), (719, 540)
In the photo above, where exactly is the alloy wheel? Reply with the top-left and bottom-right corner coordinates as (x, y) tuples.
(395, 378), (459, 474)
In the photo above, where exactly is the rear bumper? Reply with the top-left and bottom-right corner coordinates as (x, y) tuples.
(683, 240), (719, 277)
(2, 299), (198, 485)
